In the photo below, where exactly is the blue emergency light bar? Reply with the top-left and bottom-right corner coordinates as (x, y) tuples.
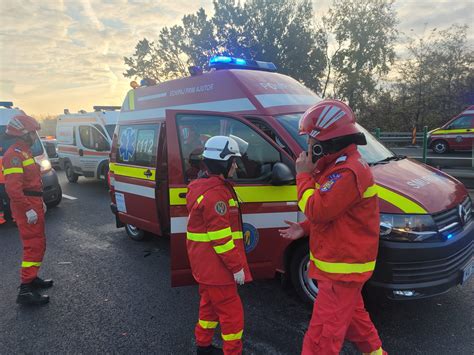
(209, 56), (277, 72)
(0, 101), (13, 108)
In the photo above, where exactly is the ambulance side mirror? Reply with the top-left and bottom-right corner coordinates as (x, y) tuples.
(271, 162), (295, 186)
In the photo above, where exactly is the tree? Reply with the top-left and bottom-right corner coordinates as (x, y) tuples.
(124, 0), (327, 92)
(394, 25), (473, 130)
(325, 0), (398, 111)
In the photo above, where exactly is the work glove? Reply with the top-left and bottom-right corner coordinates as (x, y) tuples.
(233, 269), (245, 285)
(26, 209), (38, 224)
(43, 202), (47, 213)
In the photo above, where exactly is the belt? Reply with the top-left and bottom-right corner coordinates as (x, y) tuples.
(23, 190), (43, 197)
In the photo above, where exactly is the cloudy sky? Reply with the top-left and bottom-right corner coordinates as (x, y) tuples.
(0, 0), (472, 117)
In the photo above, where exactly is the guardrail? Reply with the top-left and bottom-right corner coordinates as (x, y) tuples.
(375, 131), (424, 143)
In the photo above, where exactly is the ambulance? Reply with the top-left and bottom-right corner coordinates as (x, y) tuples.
(56, 106), (120, 183)
(429, 105), (474, 154)
(109, 57), (473, 302)
(0, 102), (62, 219)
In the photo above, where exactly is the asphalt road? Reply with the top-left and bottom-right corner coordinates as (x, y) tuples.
(0, 171), (472, 354)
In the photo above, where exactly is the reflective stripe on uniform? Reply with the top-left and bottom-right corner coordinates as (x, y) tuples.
(213, 239), (235, 254)
(22, 158), (35, 167)
(186, 232), (209, 242)
(228, 198), (238, 207)
(310, 252), (375, 274)
(363, 184), (378, 198)
(22, 261), (42, 268)
(232, 231), (243, 239)
(363, 347), (384, 355)
(298, 188), (315, 213)
(197, 195), (204, 204)
(199, 319), (218, 329)
(3, 167), (24, 175)
(376, 185), (427, 213)
(208, 227), (232, 241)
(109, 163), (156, 180)
(221, 330), (243, 341)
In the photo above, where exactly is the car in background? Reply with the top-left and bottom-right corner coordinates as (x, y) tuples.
(0, 102), (62, 221)
(429, 106), (474, 154)
(40, 136), (60, 169)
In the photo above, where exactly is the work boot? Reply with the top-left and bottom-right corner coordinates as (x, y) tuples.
(197, 345), (223, 355)
(30, 277), (54, 289)
(16, 283), (49, 305)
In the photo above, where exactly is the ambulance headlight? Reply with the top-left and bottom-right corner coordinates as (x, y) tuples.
(40, 159), (52, 172)
(379, 214), (438, 242)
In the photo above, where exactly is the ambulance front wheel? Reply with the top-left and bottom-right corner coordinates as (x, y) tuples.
(290, 242), (318, 304)
(432, 140), (449, 154)
(125, 224), (147, 241)
(65, 161), (79, 183)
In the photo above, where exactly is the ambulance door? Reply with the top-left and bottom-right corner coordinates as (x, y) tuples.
(166, 110), (297, 286)
(447, 115), (474, 150)
(77, 125), (110, 176)
(112, 124), (161, 235)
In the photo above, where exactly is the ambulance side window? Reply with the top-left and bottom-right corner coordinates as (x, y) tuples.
(176, 114), (281, 182)
(116, 124), (159, 167)
(450, 116), (473, 129)
(79, 126), (92, 148)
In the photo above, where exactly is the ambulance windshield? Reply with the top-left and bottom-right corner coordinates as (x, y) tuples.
(0, 126), (44, 157)
(275, 113), (395, 164)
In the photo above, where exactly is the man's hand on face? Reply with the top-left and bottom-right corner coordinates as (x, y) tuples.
(296, 151), (317, 174)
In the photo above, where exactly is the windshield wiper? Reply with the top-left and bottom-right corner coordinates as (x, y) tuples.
(370, 155), (406, 166)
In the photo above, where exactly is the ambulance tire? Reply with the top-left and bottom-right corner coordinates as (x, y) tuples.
(125, 224), (148, 241)
(432, 140), (449, 154)
(65, 161), (79, 183)
(290, 242), (318, 304)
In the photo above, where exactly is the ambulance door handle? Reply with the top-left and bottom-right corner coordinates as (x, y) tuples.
(144, 169), (153, 178)
(179, 192), (187, 199)
(78, 149), (84, 156)
(467, 129), (471, 132)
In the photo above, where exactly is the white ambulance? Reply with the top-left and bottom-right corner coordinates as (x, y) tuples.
(56, 106), (120, 183)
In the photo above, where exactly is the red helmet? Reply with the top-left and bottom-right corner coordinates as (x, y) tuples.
(299, 99), (361, 141)
(6, 114), (41, 137)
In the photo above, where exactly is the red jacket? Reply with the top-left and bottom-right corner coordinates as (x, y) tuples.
(2, 140), (43, 214)
(186, 175), (252, 286)
(297, 144), (379, 283)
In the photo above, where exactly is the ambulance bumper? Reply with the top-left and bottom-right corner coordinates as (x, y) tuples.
(369, 220), (474, 300)
(110, 202), (124, 228)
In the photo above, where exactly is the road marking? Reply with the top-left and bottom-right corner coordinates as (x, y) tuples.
(62, 194), (77, 200)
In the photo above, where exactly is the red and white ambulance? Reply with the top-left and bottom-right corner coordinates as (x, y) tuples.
(429, 105), (474, 154)
(109, 57), (473, 302)
(57, 106), (120, 183)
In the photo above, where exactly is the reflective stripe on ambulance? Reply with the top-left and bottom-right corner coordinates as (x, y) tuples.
(295, 183), (428, 215)
(109, 163), (156, 199)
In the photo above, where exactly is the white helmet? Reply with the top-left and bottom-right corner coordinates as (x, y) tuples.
(203, 136), (241, 161)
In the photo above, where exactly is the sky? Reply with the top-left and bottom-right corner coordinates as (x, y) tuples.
(0, 0), (472, 117)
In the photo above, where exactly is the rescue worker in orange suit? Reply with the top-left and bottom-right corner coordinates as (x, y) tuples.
(279, 100), (386, 355)
(186, 135), (252, 355)
(3, 114), (53, 305)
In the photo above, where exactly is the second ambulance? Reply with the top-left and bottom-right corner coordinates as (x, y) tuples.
(109, 57), (473, 302)
(57, 106), (120, 183)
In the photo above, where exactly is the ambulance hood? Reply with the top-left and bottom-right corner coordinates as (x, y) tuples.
(373, 158), (467, 214)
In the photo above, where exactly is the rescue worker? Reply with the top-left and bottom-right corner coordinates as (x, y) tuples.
(279, 100), (386, 355)
(3, 114), (53, 305)
(0, 196), (6, 224)
(186, 135), (252, 355)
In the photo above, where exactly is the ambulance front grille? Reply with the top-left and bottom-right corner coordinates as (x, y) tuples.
(391, 241), (473, 283)
(432, 197), (472, 237)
